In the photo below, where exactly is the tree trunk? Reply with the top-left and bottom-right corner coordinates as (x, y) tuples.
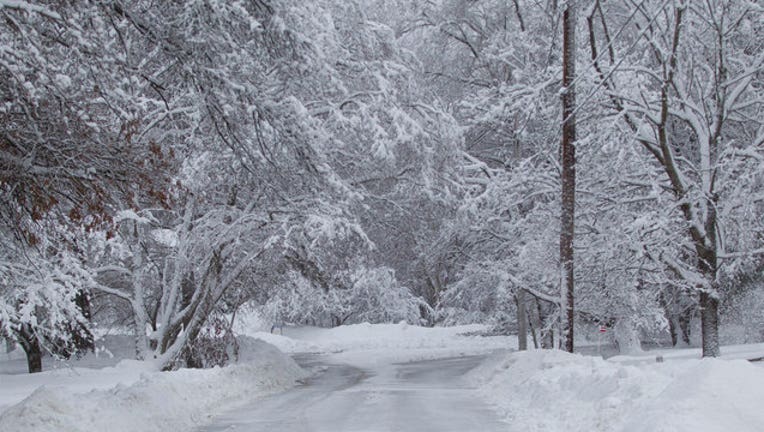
(559, 0), (577, 354)
(538, 300), (555, 349)
(516, 289), (528, 351)
(697, 196), (720, 357)
(667, 317), (678, 346)
(17, 325), (43, 373)
(72, 290), (95, 355)
(659, 289), (692, 346)
(659, 293), (679, 346)
(700, 292), (720, 357)
(698, 236), (720, 357)
(528, 297), (541, 349)
(24, 340), (42, 374)
(678, 309), (692, 346)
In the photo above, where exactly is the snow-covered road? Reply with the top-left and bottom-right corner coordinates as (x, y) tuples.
(199, 355), (509, 432)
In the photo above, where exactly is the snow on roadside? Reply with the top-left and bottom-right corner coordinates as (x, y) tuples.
(469, 349), (764, 432)
(608, 342), (764, 364)
(0, 339), (307, 432)
(246, 322), (517, 367)
(0, 359), (154, 415)
(621, 359), (764, 432)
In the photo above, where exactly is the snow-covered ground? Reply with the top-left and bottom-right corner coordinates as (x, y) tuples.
(206, 324), (764, 432)
(0, 338), (307, 432)
(469, 349), (764, 432)
(244, 322), (517, 368)
(4, 321), (764, 432)
(608, 341), (764, 364)
(0, 322), (511, 432)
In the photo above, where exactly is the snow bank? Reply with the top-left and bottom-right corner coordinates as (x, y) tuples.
(0, 359), (154, 415)
(623, 359), (764, 432)
(0, 339), (307, 432)
(247, 322), (517, 366)
(470, 349), (764, 432)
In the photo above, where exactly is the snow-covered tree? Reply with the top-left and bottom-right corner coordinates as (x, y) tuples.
(603, 0), (764, 356)
(0, 1), (166, 372)
(0, 223), (95, 372)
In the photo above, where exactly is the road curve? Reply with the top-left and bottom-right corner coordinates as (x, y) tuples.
(198, 355), (509, 432)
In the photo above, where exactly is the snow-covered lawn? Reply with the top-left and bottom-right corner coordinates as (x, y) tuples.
(246, 322), (518, 368)
(0, 339), (306, 432)
(608, 342), (764, 364)
(470, 349), (764, 432)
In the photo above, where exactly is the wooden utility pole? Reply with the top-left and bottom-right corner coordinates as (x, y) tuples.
(560, 0), (577, 354)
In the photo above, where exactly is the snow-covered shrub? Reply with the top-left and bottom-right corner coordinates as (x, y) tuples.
(180, 314), (238, 369)
(345, 266), (430, 324)
(262, 266), (429, 327)
(437, 263), (515, 328)
(260, 271), (333, 327)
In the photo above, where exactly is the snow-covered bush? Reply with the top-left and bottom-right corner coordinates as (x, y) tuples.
(262, 266), (429, 327)
(180, 314), (239, 369)
(345, 267), (429, 324)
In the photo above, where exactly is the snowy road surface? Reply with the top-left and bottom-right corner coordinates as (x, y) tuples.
(198, 355), (509, 432)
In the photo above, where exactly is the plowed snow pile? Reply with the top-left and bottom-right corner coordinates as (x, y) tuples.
(0, 339), (306, 432)
(469, 350), (764, 432)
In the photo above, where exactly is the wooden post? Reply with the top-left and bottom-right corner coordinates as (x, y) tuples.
(560, 0), (577, 354)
